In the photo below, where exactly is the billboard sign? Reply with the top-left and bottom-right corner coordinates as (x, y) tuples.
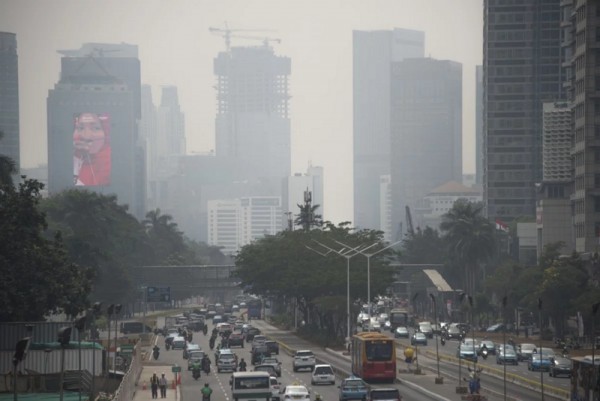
(146, 286), (171, 302)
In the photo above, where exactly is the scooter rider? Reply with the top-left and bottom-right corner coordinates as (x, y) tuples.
(238, 358), (247, 372)
(192, 360), (201, 380)
(201, 383), (213, 401)
(202, 355), (211, 375)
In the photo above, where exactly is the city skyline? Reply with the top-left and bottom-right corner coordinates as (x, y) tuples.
(1, 0), (483, 225)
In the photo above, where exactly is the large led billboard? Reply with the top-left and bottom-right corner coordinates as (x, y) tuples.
(73, 112), (111, 186)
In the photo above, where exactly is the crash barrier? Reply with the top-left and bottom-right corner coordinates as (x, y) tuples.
(112, 339), (143, 401)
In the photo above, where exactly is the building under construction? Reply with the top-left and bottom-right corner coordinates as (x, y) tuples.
(214, 44), (291, 180)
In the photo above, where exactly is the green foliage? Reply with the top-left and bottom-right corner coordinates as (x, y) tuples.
(440, 199), (496, 295)
(0, 131), (17, 187)
(400, 226), (446, 264)
(0, 179), (92, 321)
(235, 221), (394, 339)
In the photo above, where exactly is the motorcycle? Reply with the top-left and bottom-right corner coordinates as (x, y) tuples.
(203, 326), (208, 336)
(481, 348), (488, 360)
(209, 336), (216, 350)
(203, 363), (211, 375)
(440, 337), (446, 346)
(192, 368), (201, 381)
(153, 347), (160, 360)
(165, 342), (170, 351)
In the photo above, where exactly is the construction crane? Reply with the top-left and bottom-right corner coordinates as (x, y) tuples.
(209, 23), (278, 51)
(405, 205), (414, 236)
(229, 34), (281, 48)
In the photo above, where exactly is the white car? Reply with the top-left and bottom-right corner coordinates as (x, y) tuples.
(270, 376), (282, 401)
(281, 385), (310, 401)
(311, 364), (335, 385)
(293, 350), (316, 372)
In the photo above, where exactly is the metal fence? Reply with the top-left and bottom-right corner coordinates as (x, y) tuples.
(113, 340), (142, 401)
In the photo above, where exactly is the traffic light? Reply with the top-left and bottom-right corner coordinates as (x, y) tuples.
(57, 327), (72, 346)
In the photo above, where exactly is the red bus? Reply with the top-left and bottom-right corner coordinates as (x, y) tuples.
(351, 332), (396, 383)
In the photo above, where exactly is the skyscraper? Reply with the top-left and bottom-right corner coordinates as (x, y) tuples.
(214, 45), (291, 181)
(0, 32), (19, 177)
(390, 58), (463, 238)
(483, 1), (562, 222)
(47, 43), (145, 218)
(476, 65), (483, 186)
(353, 28), (425, 232)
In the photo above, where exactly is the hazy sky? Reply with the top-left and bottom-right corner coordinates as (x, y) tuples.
(1, 0), (483, 225)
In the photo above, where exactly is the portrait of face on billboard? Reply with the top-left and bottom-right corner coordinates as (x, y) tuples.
(73, 112), (111, 186)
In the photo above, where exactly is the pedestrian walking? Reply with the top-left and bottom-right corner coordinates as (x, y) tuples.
(158, 373), (168, 398)
(150, 372), (159, 399)
(404, 346), (415, 372)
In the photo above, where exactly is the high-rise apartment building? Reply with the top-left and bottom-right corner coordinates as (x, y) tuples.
(47, 43), (146, 218)
(570, 0), (600, 252)
(214, 45), (291, 181)
(390, 58), (463, 239)
(208, 196), (282, 254)
(476, 65), (483, 186)
(353, 28), (425, 232)
(0, 32), (19, 178)
(483, 1), (562, 222)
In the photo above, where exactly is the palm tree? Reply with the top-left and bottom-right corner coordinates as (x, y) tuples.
(143, 208), (185, 261)
(0, 131), (17, 187)
(440, 199), (496, 295)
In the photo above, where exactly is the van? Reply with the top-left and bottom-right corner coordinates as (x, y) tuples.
(171, 336), (186, 350)
(120, 321), (153, 334)
(230, 371), (271, 401)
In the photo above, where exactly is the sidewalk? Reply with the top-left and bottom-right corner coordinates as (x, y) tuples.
(133, 365), (181, 401)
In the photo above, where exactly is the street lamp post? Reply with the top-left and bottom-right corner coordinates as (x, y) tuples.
(106, 304), (115, 375)
(592, 302), (600, 400)
(74, 316), (86, 401)
(538, 298), (545, 401)
(502, 296), (507, 401)
(113, 304), (122, 373)
(358, 241), (401, 318)
(429, 293), (443, 384)
(307, 240), (377, 341)
(90, 302), (102, 399)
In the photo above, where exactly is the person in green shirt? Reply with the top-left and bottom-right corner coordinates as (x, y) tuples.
(201, 383), (213, 401)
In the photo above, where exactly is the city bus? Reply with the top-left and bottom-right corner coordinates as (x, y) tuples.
(351, 332), (396, 383)
(230, 371), (271, 401)
(389, 308), (410, 331)
(246, 299), (262, 319)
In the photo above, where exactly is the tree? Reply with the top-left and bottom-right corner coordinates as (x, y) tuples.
(143, 208), (187, 264)
(440, 200), (496, 295)
(0, 131), (17, 187)
(0, 179), (92, 321)
(41, 189), (151, 304)
(294, 190), (323, 231)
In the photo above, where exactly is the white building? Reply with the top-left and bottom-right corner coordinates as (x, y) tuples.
(208, 196), (282, 255)
(282, 165), (324, 229)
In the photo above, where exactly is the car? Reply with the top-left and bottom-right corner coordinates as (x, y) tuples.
(251, 345), (271, 365)
(217, 322), (233, 334)
(261, 357), (282, 377)
(338, 376), (369, 401)
(240, 302), (247, 308)
(282, 385), (310, 401)
(517, 343), (537, 361)
(528, 348), (556, 371)
(478, 340), (496, 355)
(496, 345), (518, 365)
(486, 323), (505, 333)
(183, 343), (200, 359)
(549, 356), (572, 378)
(394, 326), (409, 339)
(377, 313), (389, 326)
(252, 335), (268, 349)
(246, 327), (261, 342)
(293, 350), (316, 372)
(410, 332), (427, 346)
(270, 376), (282, 401)
(217, 349), (238, 373)
(418, 322), (433, 338)
(234, 321), (245, 331)
(171, 336), (186, 350)
(311, 364), (335, 385)
(457, 343), (478, 363)
(233, 304), (240, 312)
(266, 340), (280, 355)
(254, 364), (278, 377)
(369, 388), (402, 401)
(445, 324), (462, 340)
(187, 350), (205, 370)
(229, 332), (245, 348)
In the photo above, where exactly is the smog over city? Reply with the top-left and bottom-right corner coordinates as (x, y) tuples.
(1, 0), (482, 242)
